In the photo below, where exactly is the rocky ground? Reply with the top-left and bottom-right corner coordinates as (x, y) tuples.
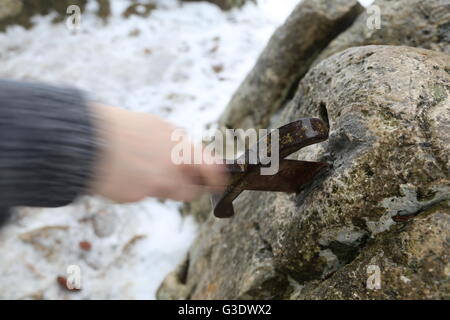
(158, 0), (450, 300)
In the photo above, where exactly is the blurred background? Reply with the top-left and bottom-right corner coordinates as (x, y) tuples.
(0, 0), (373, 299)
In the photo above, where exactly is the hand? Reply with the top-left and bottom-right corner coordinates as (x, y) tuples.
(89, 103), (227, 203)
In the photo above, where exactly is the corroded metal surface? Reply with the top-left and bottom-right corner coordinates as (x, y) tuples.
(212, 118), (329, 218)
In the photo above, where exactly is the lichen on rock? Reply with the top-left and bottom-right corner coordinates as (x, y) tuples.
(299, 202), (449, 299)
(158, 45), (450, 300)
(316, 0), (450, 62)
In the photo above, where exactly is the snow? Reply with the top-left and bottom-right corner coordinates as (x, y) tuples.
(0, 0), (300, 299)
(0, 0), (373, 299)
(359, 0), (375, 7)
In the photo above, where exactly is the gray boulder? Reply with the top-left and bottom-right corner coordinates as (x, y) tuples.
(219, 0), (450, 132)
(300, 203), (450, 299)
(158, 45), (450, 299)
(218, 0), (363, 130)
(317, 0), (450, 63)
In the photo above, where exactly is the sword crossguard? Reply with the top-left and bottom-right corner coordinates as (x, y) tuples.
(211, 118), (329, 218)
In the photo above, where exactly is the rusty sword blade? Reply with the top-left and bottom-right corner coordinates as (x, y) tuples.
(211, 118), (329, 218)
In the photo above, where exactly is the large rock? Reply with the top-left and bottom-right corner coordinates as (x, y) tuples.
(158, 45), (450, 299)
(317, 0), (450, 63)
(299, 203), (450, 299)
(218, 0), (364, 130)
(219, 0), (450, 132)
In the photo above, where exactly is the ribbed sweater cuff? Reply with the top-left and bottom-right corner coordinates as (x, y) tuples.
(0, 80), (97, 208)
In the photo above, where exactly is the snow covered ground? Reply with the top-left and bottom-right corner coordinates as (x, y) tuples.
(0, 0), (374, 299)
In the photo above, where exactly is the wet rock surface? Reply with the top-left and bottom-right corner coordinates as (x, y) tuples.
(158, 45), (450, 299)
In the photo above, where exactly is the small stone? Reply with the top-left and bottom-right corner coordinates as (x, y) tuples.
(0, 0), (22, 20)
(128, 28), (141, 37)
(212, 64), (224, 74)
(79, 241), (92, 251)
(93, 210), (118, 238)
(57, 276), (80, 292)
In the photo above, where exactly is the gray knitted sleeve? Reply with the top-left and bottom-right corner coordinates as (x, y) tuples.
(0, 79), (98, 211)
